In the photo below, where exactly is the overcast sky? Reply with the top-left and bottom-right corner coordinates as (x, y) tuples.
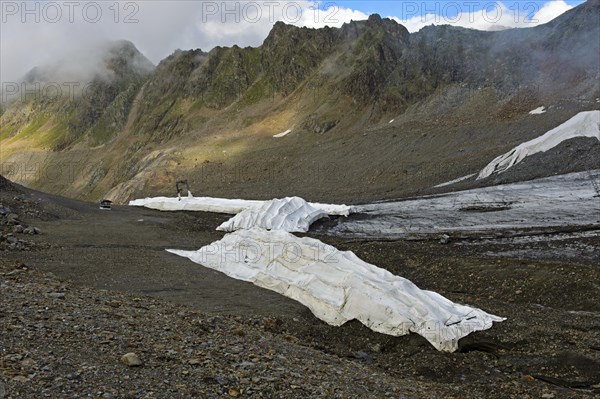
(0, 0), (584, 83)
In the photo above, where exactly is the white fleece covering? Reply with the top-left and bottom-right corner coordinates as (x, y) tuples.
(168, 229), (505, 352)
(478, 111), (600, 179)
(217, 197), (328, 233)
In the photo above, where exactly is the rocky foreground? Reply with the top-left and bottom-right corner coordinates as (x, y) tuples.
(1, 259), (436, 399)
(0, 179), (429, 398)
(1, 178), (422, 398)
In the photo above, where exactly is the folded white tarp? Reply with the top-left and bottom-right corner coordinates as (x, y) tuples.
(217, 197), (328, 233)
(129, 196), (351, 216)
(478, 110), (600, 179)
(167, 229), (505, 352)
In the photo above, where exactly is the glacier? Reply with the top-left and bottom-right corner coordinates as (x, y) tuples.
(336, 170), (600, 239)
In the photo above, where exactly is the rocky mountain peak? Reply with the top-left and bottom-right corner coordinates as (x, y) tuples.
(19, 39), (154, 87)
(104, 40), (155, 77)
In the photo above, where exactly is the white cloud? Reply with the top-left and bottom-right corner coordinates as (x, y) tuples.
(532, 0), (573, 24)
(293, 4), (368, 29)
(0, 1), (575, 83)
(0, 1), (204, 82)
(390, 1), (573, 32)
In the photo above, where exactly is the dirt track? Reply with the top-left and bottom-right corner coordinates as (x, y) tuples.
(1, 181), (599, 398)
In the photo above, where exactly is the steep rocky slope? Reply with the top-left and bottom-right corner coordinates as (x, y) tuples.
(1, 41), (154, 150)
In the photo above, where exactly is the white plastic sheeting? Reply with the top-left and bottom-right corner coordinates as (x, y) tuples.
(129, 196), (352, 216)
(129, 196), (261, 214)
(168, 229), (505, 352)
(478, 111), (600, 179)
(217, 197), (328, 233)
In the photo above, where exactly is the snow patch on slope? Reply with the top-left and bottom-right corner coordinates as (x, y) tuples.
(529, 106), (546, 115)
(274, 129), (292, 138)
(478, 111), (600, 179)
(434, 173), (476, 188)
(167, 229), (504, 352)
(129, 196), (352, 216)
(217, 197), (327, 233)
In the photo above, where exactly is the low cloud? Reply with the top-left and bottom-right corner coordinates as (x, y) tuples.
(0, 1), (575, 83)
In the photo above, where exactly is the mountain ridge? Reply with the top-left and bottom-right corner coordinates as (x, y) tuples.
(1, 1), (599, 203)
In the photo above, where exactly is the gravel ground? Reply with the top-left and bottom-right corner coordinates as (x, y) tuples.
(1, 176), (599, 398)
(1, 260), (437, 399)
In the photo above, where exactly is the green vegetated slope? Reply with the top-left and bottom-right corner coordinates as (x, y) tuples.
(1, 0), (599, 203)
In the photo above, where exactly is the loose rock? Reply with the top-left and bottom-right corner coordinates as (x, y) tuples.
(121, 353), (143, 367)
